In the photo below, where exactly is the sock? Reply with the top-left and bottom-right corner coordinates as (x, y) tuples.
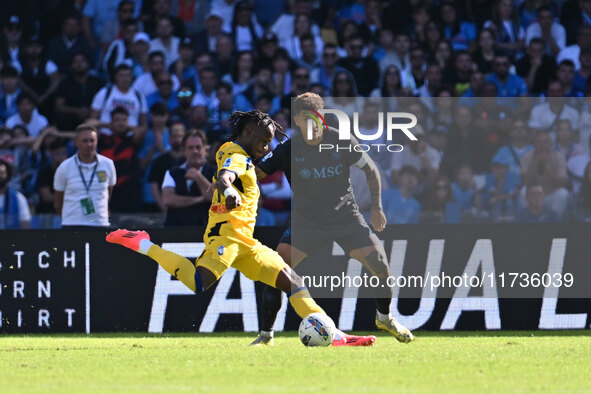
(376, 310), (390, 322)
(260, 285), (282, 332)
(138, 239), (153, 255)
(333, 328), (345, 341)
(374, 298), (391, 315)
(288, 287), (325, 318)
(147, 244), (197, 292)
(261, 330), (274, 338)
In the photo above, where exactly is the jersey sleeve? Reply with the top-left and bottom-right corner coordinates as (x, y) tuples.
(218, 151), (249, 177)
(258, 141), (288, 175)
(91, 88), (107, 111)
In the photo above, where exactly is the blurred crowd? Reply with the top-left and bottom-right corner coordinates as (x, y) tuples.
(2, 0), (591, 228)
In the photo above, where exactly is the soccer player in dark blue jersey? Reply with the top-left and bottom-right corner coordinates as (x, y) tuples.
(251, 93), (414, 346)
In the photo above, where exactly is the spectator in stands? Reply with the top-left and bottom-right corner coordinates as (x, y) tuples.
(130, 32), (151, 78)
(81, 0), (121, 52)
(515, 37), (557, 96)
(133, 51), (181, 98)
(189, 105), (209, 131)
(515, 183), (559, 222)
(209, 82), (237, 139)
(434, 40), (453, 73)
(439, 1), (477, 51)
(371, 65), (402, 107)
(390, 125), (439, 186)
(446, 51), (473, 96)
(483, 0), (525, 58)
(406, 6), (431, 46)
(54, 124), (116, 227)
(297, 33), (323, 72)
(230, 0), (263, 52)
(324, 70), (362, 117)
(419, 63), (444, 110)
(441, 105), (488, 176)
(493, 119), (534, 176)
(270, 0), (315, 46)
(0, 159), (31, 229)
(561, 0), (591, 46)
(138, 103), (170, 210)
(382, 165), (421, 224)
(472, 29), (497, 74)
(281, 66), (312, 109)
(150, 16), (181, 68)
(19, 36), (61, 117)
(6, 93), (49, 139)
(35, 140), (69, 214)
(521, 131), (570, 219)
(144, 0), (186, 39)
(461, 70), (485, 100)
(170, 86), (194, 128)
(0, 126), (28, 190)
(146, 71), (180, 112)
(525, 6), (566, 57)
(1, 16), (24, 72)
(285, 13), (324, 62)
(311, 43), (342, 91)
(54, 53), (103, 131)
(213, 35), (235, 78)
(102, 18), (139, 79)
(185, 52), (215, 95)
(555, 119), (585, 161)
(223, 51), (254, 95)
(452, 164), (486, 222)
(567, 135), (591, 194)
(404, 47), (427, 93)
(573, 48), (591, 93)
(271, 48), (292, 96)
(379, 32), (410, 76)
(556, 60), (582, 97)
(191, 67), (219, 113)
(99, 1), (136, 53)
(162, 129), (215, 226)
(557, 26), (591, 70)
(97, 106), (144, 212)
(421, 174), (461, 223)
(528, 80), (579, 132)
(338, 35), (380, 96)
(483, 154), (521, 221)
(148, 123), (186, 212)
(486, 52), (528, 97)
(46, 15), (91, 75)
(0, 66), (21, 124)
(172, 38), (197, 84)
(258, 31), (279, 69)
(195, 11), (225, 54)
(571, 161), (591, 221)
(90, 64), (148, 136)
(429, 124), (449, 165)
(481, 0), (525, 57)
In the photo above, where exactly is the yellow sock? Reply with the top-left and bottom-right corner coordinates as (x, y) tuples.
(147, 245), (197, 292)
(288, 288), (325, 318)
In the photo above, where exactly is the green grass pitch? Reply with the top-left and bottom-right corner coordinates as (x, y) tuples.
(1, 331), (590, 393)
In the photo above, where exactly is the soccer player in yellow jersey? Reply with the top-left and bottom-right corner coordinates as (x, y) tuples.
(106, 110), (374, 346)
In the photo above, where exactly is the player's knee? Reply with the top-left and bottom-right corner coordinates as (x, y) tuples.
(195, 266), (217, 292)
(275, 267), (301, 294)
(363, 250), (389, 278)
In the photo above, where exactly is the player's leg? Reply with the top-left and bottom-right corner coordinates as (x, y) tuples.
(106, 229), (217, 292)
(350, 244), (414, 343)
(252, 241), (308, 346)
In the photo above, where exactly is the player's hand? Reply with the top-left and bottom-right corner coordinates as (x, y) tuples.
(224, 187), (241, 211)
(370, 207), (387, 232)
(185, 167), (203, 181)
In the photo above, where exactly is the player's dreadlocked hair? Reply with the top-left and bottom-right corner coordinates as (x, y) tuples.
(227, 110), (287, 141)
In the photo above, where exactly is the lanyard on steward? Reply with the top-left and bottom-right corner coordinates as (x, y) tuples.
(75, 155), (98, 194)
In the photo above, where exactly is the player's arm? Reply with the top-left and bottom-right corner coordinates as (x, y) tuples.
(355, 153), (386, 232)
(215, 169), (241, 210)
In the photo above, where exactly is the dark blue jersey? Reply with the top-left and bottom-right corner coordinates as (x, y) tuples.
(258, 127), (363, 223)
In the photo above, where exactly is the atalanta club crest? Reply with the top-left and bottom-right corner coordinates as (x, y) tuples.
(217, 246), (225, 256)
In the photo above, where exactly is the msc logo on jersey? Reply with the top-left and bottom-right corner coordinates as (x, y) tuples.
(299, 165), (344, 179)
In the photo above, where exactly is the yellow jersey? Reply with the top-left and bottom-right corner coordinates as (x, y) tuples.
(208, 141), (259, 236)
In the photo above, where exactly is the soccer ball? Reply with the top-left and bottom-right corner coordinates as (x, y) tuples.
(298, 313), (336, 347)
